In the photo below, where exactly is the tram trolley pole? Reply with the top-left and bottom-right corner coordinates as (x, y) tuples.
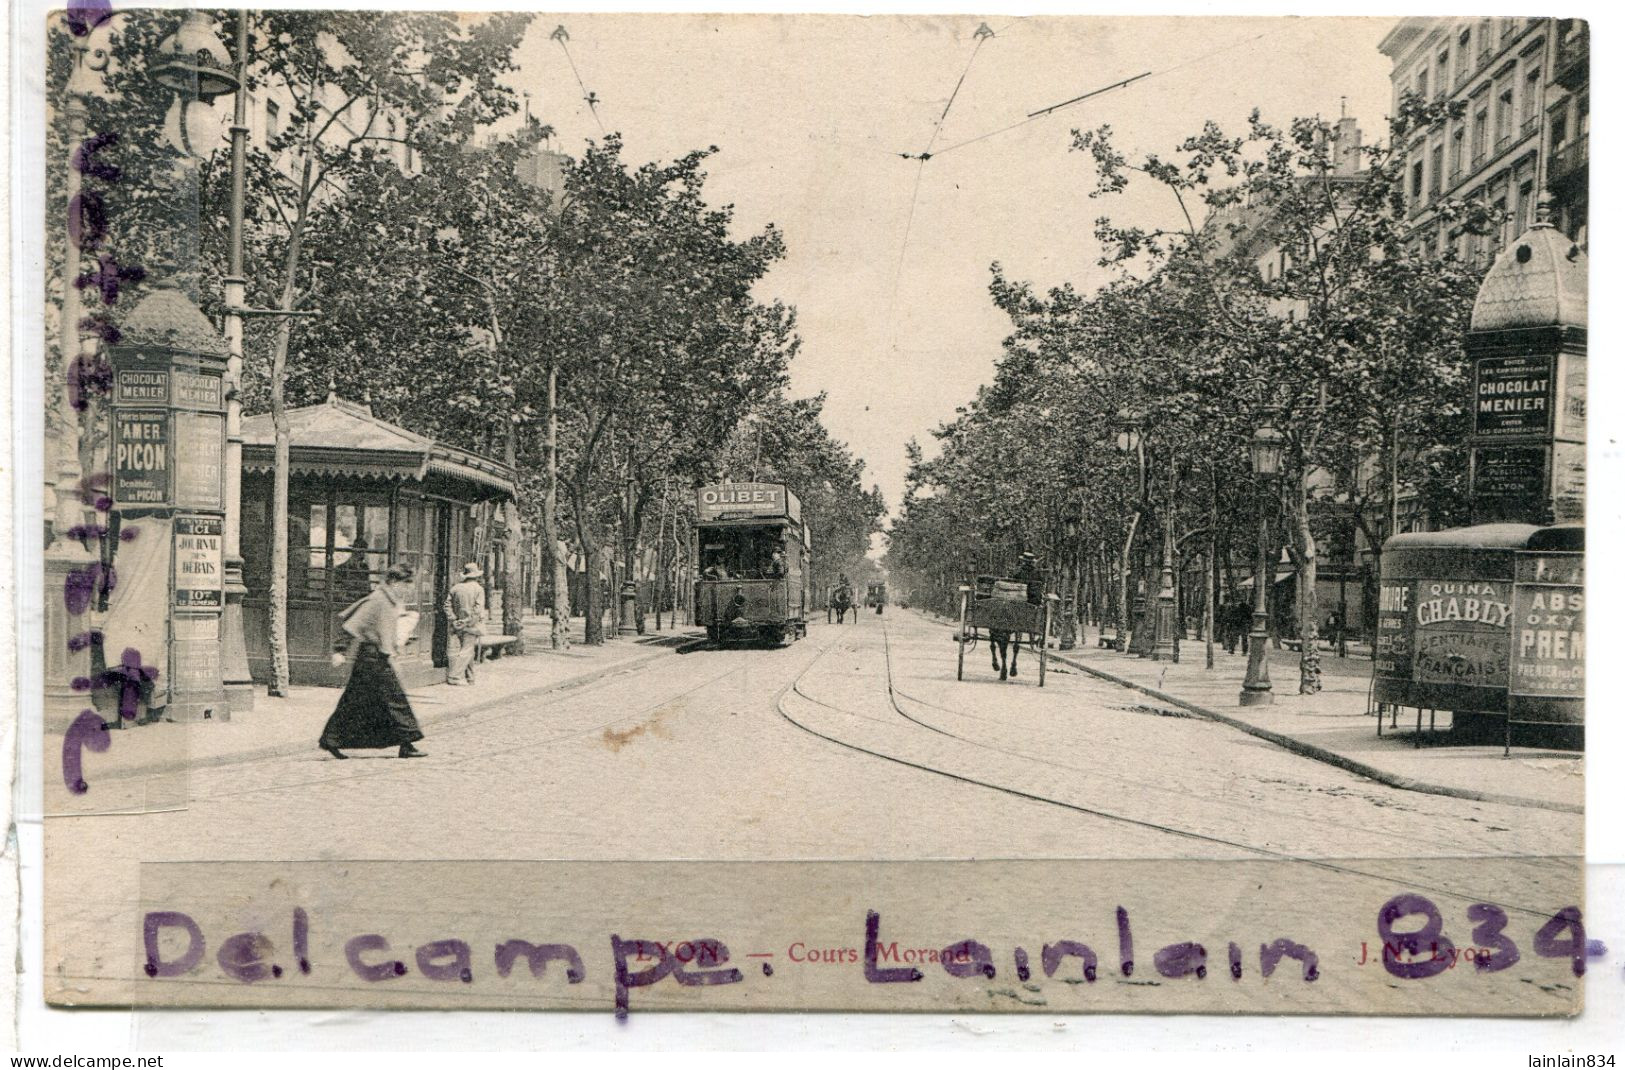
(956, 584), (970, 681)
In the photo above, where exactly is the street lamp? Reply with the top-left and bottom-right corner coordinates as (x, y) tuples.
(1151, 449), (1178, 663)
(1113, 409), (1144, 653)
(1059, 508), (1080, 650)
(1239, 408), (1284, 706)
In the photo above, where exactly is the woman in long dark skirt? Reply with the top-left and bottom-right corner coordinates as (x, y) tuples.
(319, 562), (427, 760)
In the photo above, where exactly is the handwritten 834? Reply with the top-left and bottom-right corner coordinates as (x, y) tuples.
(140, 900), (1609, 1018)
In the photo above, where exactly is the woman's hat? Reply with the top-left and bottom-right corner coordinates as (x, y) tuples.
(460, 562), (482, 580)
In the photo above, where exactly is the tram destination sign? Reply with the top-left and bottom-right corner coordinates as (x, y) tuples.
(1473, 353), (1553, 438)
(696, 482), (802, 523)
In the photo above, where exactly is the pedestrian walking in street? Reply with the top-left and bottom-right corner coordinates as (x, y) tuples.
(444, 562), (486, 686)
(319, 562), (427, 760)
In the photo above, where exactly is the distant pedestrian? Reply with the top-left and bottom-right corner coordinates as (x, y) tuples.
(319, 562), (426, 760)
(444, 562), (486, 686)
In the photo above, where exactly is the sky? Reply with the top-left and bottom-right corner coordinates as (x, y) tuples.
(505, 15), (1400, 517)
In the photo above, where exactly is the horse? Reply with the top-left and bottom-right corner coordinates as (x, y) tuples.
(987, 628), (1025, 680)
(832, 587), (853, 623)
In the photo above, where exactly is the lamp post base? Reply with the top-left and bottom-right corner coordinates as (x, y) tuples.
(617, 581), (639, 637)
(1238, 686), (1275, 707)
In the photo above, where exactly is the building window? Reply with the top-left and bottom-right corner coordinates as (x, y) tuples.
(1429, 144), (1444, 195)
(1522, 67), (1542, 132)
(1472, 107), (1489, 165)
(1416, 67), (1429, 102)
(265, 98), (280, 141)
(1411, 159), (1425, 201)
(1457, 28), (1472, 83)
(1495, 82), (1514, 147)
(1516, 179), (1535, 232)
(1477, 18), (1494, 63)
(1450, 126), (1466, 176)
(1549, 103), (1569, 151)
(1493, 195), (1509, 248)
(1437, 48), (1451, 92)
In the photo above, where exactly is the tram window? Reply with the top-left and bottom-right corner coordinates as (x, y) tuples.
(699, 529), (789, 579)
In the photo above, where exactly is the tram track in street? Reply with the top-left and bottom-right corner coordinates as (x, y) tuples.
(773, 616), (1571, 920)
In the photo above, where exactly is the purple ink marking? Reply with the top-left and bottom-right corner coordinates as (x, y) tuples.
(72, 131), (121, 182)
(68, 190), (109, 251)
(102, 647), (159, 721)
(62, 709), (108, 794)
(67, 523), (109, 543)
(1153, 941), (1207, 980)
(494, 940), (585, 983)
(64, 562), (114, 616)
(611, 936), (676, 1020)
(80, 311), (122, 347)
(67, 630), (103, 653)
(65, 0), (114, 37)
(344, 934), (405, 982)
(415, 939), (474, 983)
(272, 965), (284, 978)
(761, 962), (773, 977)
(76, 252), (145, 306)
(143, 911), (204, 978)
(1116, 906), (1133, 978)
(862, 911), (922, 985)
(1041, 941), (1097, 982)
(940, 940), (995, 981)
(75, 473), (110, 505)
(1258, 939), (1319, 982)
(218, 931), (275, 983)
(1465, 903), (1519, 973)
(119, 527), (138, 541)
(1533, 907), (1588, 978)
(1228, 942), (1243, 980)
(1376, 894), (1454, 980)
(294, 907), (311, 975)
(1013, 946), (1030, 982)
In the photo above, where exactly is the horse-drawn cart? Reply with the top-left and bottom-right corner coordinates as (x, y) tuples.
(956, 574), (1053, 685)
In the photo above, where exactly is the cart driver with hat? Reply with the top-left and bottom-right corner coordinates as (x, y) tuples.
(444, 562), (487, 686)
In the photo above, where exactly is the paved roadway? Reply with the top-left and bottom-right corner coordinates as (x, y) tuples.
(61, 606), (1573, 866)
(50, 608), (1585, 1011)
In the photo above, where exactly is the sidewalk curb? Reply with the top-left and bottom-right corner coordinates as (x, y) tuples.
(96, 635), (708, 783)
(1047, 651), (1582, 816)
(910, 609), (1579, 816)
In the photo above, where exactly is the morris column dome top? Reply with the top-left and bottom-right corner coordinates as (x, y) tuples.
(1470, 194), (1588, 333)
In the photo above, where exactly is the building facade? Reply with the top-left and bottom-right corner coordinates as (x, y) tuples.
(1380, 17), (1588, 259)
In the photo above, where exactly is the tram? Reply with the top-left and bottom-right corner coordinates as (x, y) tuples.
(694, 482), (810, 645)
(866, 581), (887, 614)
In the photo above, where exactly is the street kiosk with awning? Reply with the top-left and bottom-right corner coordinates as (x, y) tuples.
(240, 394), (515, 687)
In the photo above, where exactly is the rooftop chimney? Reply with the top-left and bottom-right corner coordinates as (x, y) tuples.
(1333, 117), (1362, 176)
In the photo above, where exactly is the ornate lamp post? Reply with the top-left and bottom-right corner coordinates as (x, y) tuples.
(1059, 508), (1080, 650)
(1239, 408), (1284, 706)
(1151, 451), (1179, 662)
(1113, 410), (1144, 653)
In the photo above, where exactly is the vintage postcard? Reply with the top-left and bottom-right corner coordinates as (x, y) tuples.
(37, 8), (1593, 1020)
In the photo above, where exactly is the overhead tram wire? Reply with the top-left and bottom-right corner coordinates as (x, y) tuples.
(922, 23), (1291, 161)
(551, 24), (606, 135)
(886, 22), (997, 358)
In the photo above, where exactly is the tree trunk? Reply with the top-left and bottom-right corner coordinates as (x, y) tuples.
(501, 424), (525, 654)
(542, 364), (569, 649)
(1292, 470), (1322, 694)
(582, 537), (605, 644)
(266, 151), (315, 698)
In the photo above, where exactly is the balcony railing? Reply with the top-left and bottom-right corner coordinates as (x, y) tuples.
(1471, 151), (1487, 170)
(1521, 115), (1539, 137)
(1496, 133), (1513, 153)
(1548, 138), (1589, 184)
(1478, 48), (1493, 70)
(1555, 30), (1589, 90)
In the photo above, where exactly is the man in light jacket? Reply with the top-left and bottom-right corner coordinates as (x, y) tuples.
(444, 562), (486, 686)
